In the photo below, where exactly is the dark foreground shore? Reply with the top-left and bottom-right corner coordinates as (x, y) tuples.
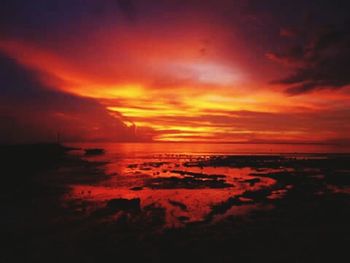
(1, 144), (349, 263)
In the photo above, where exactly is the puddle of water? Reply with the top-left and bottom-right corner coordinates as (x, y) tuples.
(63, 155), (280, 227)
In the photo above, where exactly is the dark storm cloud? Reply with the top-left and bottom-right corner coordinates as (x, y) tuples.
(241, 0), (350, 94)
(269, 23), (350, 94)
(0, 54), (141, 143)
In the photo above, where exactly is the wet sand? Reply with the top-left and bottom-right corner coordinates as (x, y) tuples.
(1, 144), (349, 262)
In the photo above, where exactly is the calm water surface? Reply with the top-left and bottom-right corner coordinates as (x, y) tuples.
(67, 142), (350, 157)
(62, 143), (349, 227)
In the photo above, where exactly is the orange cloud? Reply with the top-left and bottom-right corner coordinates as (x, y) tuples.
(1, 8), (349, 144)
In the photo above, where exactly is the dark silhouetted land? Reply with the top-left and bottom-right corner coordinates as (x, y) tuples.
(1, 144), (349, 263)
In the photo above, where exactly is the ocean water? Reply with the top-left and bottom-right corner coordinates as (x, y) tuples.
(60, 142), (349, 227)
(66, 142), (350, 158)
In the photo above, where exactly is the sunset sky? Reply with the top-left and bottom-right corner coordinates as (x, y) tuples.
(1, 0), (350, 144)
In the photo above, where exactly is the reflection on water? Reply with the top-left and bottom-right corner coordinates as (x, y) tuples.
(3, 143), (349, 263)
(62, 143), (350, 227)
(68, 142), (350, 157)
(65, 144), (308, 227)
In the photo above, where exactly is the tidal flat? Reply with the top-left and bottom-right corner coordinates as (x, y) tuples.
(1, 143), (350, 263)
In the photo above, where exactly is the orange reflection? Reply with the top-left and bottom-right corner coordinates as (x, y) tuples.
(62, 144), (289, 227)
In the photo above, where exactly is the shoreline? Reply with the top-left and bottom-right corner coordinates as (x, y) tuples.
(1, 143), (349, 262)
